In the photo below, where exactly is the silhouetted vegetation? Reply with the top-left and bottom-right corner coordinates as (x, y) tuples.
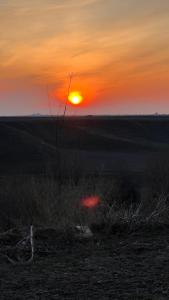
(1, 160), (169, 234)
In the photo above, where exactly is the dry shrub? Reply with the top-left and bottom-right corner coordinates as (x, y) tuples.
(0, 175), (102, 231)
(0, 169), (169, 234)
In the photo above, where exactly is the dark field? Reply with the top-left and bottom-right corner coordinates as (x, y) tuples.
(1, 115), (169, 299)
(1, 115), (169, 177)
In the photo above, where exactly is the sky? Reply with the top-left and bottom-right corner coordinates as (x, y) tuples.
(0, 0), (169, 115)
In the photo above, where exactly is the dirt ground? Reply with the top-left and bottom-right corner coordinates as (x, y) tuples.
(0, 227), (169, 299)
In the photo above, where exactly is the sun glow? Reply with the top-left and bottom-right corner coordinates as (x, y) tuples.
(68, 91), (83, 105)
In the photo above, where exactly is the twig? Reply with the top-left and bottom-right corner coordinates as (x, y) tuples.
(4, 225), (34, 265)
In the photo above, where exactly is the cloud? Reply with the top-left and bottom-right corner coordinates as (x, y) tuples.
(0, 0), (169, 114)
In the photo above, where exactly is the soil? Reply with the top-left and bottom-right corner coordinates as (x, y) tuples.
(0, 227), (169, 299)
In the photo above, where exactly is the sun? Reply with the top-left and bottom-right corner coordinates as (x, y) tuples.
(68, 91), (83, 105)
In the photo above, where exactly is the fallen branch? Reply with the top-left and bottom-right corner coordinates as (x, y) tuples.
(4, 225), (34, 265)
(0, 228), (17, 237)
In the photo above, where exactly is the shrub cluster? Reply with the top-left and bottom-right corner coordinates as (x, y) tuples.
(0, 168), (169, 234)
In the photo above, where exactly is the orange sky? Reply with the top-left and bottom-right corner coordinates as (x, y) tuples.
(0, 0), (169, 115)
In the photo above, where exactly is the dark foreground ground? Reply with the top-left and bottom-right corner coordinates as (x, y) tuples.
(0, 227), (169, 299)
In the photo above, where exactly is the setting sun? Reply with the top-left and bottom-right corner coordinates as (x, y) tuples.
(68, 91), (83, 105)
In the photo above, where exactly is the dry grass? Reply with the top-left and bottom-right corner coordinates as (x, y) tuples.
(0, 172), (169, 235)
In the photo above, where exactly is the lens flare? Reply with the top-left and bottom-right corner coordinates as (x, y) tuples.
(68, 91), (83, 105)
(81, 196), (100, 208)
